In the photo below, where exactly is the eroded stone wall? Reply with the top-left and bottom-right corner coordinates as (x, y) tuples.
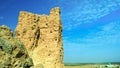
(15, 7), (64, 68)
(0, 25), (33, 68)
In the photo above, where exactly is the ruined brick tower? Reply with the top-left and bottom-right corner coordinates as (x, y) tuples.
(15, 7), (64, 68)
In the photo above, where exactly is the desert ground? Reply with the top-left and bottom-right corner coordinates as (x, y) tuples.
(64, 64), (120, 68)
(65, 65), (92, 68)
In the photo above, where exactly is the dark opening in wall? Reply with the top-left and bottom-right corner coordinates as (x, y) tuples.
(46, 23), (48, 26)
(48, 54), (51, 56)
(50, 31), (52, 33)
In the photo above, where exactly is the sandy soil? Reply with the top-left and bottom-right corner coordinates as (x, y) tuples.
(65, 64), (120, 68)
(65, 65), (92, 68)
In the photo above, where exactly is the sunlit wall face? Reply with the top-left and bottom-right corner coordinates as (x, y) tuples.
(0, 0), (120, 63)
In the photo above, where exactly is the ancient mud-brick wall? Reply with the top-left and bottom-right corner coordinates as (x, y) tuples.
(15, 7), (64, 68)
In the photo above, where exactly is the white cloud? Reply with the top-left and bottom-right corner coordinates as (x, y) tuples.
(63, 21), (120, 62)
(64, 20), (120, 47)
(60, 0), (120, 30)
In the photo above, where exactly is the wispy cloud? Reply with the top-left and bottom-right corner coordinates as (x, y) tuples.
(64, 20), (120, 47)
(88, 21), (120, 45)
(64, 21), (120, 62)
(60, 0), (120, 30)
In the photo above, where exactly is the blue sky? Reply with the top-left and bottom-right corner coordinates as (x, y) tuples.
(0, 0), (120, 63)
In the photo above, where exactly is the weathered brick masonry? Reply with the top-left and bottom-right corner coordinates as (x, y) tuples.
(15, 7), (64, 68)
